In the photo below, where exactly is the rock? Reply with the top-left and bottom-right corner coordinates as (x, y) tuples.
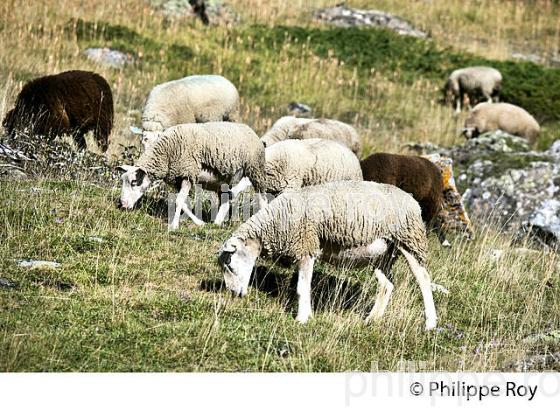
(431, 282), (449, 295)
(422, 153), (474, 238)
(83, 48), (135, 69)
(17, 259), (61, 269)
(2, 130), (114, 183)
(512, 52), (544, 64)
(287, 101), (312, 116)
(523, 330), (560, 345)
(150, 0), (239, 25)
(87, 236), (105, 243)
(503, 352), (560, 371)
(409, 130), (560, 249)
(0, 142), (32, 180)
(521, 200), (560, 249)
(0, 278), (16, 288)
(314, 5), (428, 39)
(0, 164), (28, 180)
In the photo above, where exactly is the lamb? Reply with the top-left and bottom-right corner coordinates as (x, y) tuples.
(133, 75), (240, 149)
(463, 102), (540, 143)
(360, 153), (448, 245)
(218, 180), (438, 331)
(3, 70), (113, 151)
(261, 116), (362, 155)
(118, 122), (265, 230)
(444, 66), (502, 114)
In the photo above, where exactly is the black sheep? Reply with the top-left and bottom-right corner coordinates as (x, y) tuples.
(3, 70), (114, 151)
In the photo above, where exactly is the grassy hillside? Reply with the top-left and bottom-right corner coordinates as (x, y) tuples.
(2, 179), (558, 371)
(1, 0), (560, 371)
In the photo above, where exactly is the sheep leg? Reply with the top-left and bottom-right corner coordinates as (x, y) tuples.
(215, 177), (253, 225)
(230, 176), (252, 198)
(171, 180), (204, 230)
(295, 256), (315, 324)
(181, 202), (205, 227)
(214, 183), (232, 226)
(399, 248), (437, 331)
(365, 269), (394, 323)
(454, 97), (461, 114)
(433, 216), (451, 248)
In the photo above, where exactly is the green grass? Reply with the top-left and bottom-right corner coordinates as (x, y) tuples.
(1, 0), (560, 371)
(1, 180), (559, 371)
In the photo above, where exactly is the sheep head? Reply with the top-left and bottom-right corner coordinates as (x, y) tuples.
(218, 236), (261, 297)
(117, 165), (152, 209)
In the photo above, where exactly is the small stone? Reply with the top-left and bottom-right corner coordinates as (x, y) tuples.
(0, 278), (16, 288)
(431, 282), (450, 295)
(17, 259), (61, 269)
(87, 236), (105, 243)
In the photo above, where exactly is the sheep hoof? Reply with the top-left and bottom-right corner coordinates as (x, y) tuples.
(296, 314), (311, 324)
(425, 318), (437, 331)
(194, 220), (206, 227)
(442, 240), (451, 248)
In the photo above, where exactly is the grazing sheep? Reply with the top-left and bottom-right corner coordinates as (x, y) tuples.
(444, 66), (502, 114)
(134, 75), (240, 149)
(360, 153), (448, 245)
(3, 70), (113, 151)
(261, 116), (362, 155)
(218, 180), (438, 331)
(262, 138), (363, 195)
(463, 102), (540, 143)
(118, 122), (265, 229)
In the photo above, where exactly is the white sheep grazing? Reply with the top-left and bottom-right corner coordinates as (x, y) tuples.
(229, 138), (363, 207)
(132, 75), (240, 149)
(444, 66), (502, 114)
(118, 122), (265, 230)
(261, 116), (362, 155)
(263, 137), (363, 192)
(218, 180), (438, 330)
(463, 102), (541, 143)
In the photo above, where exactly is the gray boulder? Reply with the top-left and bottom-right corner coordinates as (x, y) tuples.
(314, 5), (428, 39)
(150, 0), (239, 25)
(409, 130), (560, 249)
(83, 48), (135, 69)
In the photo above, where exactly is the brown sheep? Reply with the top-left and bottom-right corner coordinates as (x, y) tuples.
(360, 153), (448, 245)
(2, 70), (114, 151)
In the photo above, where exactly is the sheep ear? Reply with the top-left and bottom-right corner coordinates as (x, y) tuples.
(116, 165), (136, 173)
(130, 126), (142, 135)
(221, 239), (239, 253)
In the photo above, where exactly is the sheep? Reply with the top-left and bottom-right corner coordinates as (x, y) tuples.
(118, 122), (265, 230)
(444, 66), (502, 114)
(261, 116), (362, 155)
(226, 138), (363, 208)
(463, 102), (540, 143)
(3, 70), (113, 151)
(261, 138), (363, 194)
(360, 153), (449, 246)
(133, 75), (240, 149)
(218, 180), (438, 331)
